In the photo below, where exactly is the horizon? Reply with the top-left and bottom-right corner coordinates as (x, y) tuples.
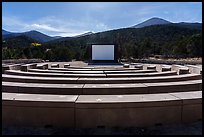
(2, 2), (202, 37)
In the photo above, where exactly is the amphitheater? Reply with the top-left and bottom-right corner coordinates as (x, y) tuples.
(2, 60), (202, 133)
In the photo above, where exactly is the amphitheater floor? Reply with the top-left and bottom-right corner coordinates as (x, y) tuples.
(2, 121), (202, 135)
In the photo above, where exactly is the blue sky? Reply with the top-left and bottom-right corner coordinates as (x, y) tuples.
(2, 2), (202, 37)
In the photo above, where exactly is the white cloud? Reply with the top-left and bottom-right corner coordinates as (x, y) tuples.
(2, 15), (110, 37)
(30, 24), (60, 32)
(2, 16), (28, 32)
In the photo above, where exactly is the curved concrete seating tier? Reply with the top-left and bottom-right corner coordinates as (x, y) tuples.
(29, 68), (156, 74)
(49, 67), (140, 71)
(2, 74), (79, 84)
(82, 80), (201, 95)
(4, 70), (178, 78)
(2, 81), (84, 95)
(2, 74), (201, 84)
(75, 91), (202, 128)
(2, 80), (201, 95)
(106, 71), (177, 78)
(65, 66), (95, 69)
(29, 69), (105, 74)
(2, 91), (202, 128)
(5, 70), (107, 78)
(2, 92), (77, 127)
(64, 64), (70, 68)
(77, 74), (201, 84)
(103, 69), (156, 74)
(50, 68), (96, 71)
(51, 64), (59, 68)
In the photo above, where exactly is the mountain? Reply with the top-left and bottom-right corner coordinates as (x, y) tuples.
(2, 29), (12, 35)
(2, 17), (202, 45)
(48, 32), (94, 43)
(132, 17), (172, 28)
(22, 30), (58, 42)
(53, 36), (62, 39)
(3, 23), (202, 61)
(2, 30), (62, 42)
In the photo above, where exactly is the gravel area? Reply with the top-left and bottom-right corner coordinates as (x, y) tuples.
(2, 121), (202, 135)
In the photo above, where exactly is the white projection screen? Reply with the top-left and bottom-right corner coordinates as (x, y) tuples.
(92, 45), (115, 60)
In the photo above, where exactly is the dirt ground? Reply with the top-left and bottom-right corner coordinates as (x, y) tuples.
(2, 121), (202, 135)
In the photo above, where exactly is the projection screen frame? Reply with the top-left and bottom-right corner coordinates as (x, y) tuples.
(88, 44), (118, 63)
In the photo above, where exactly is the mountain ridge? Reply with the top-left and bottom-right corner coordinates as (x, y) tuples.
(131, 17), (172, 28)
(2, 17), (202, 43)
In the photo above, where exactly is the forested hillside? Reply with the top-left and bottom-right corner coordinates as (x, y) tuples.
(2, 24), (202, 61)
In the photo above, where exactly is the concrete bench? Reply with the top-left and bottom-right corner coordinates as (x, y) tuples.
(178, 67), (190, 75)
(37, 63), (49, 69)
(161, 65), (172, 72)
(21, 63), (37, 72)
(134, 64), (143, 70)
(186, 65), (202, 74)
(51, 64), (59, 68)
(146, 65), (156, 70)
(5, 70), (107, 78)
(123, 64), (130, 68)
(2, 81), (83, 95)
(64, 64), (70, 68)
(2, 92), (78, 127)
(172, 65), (190, 74)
